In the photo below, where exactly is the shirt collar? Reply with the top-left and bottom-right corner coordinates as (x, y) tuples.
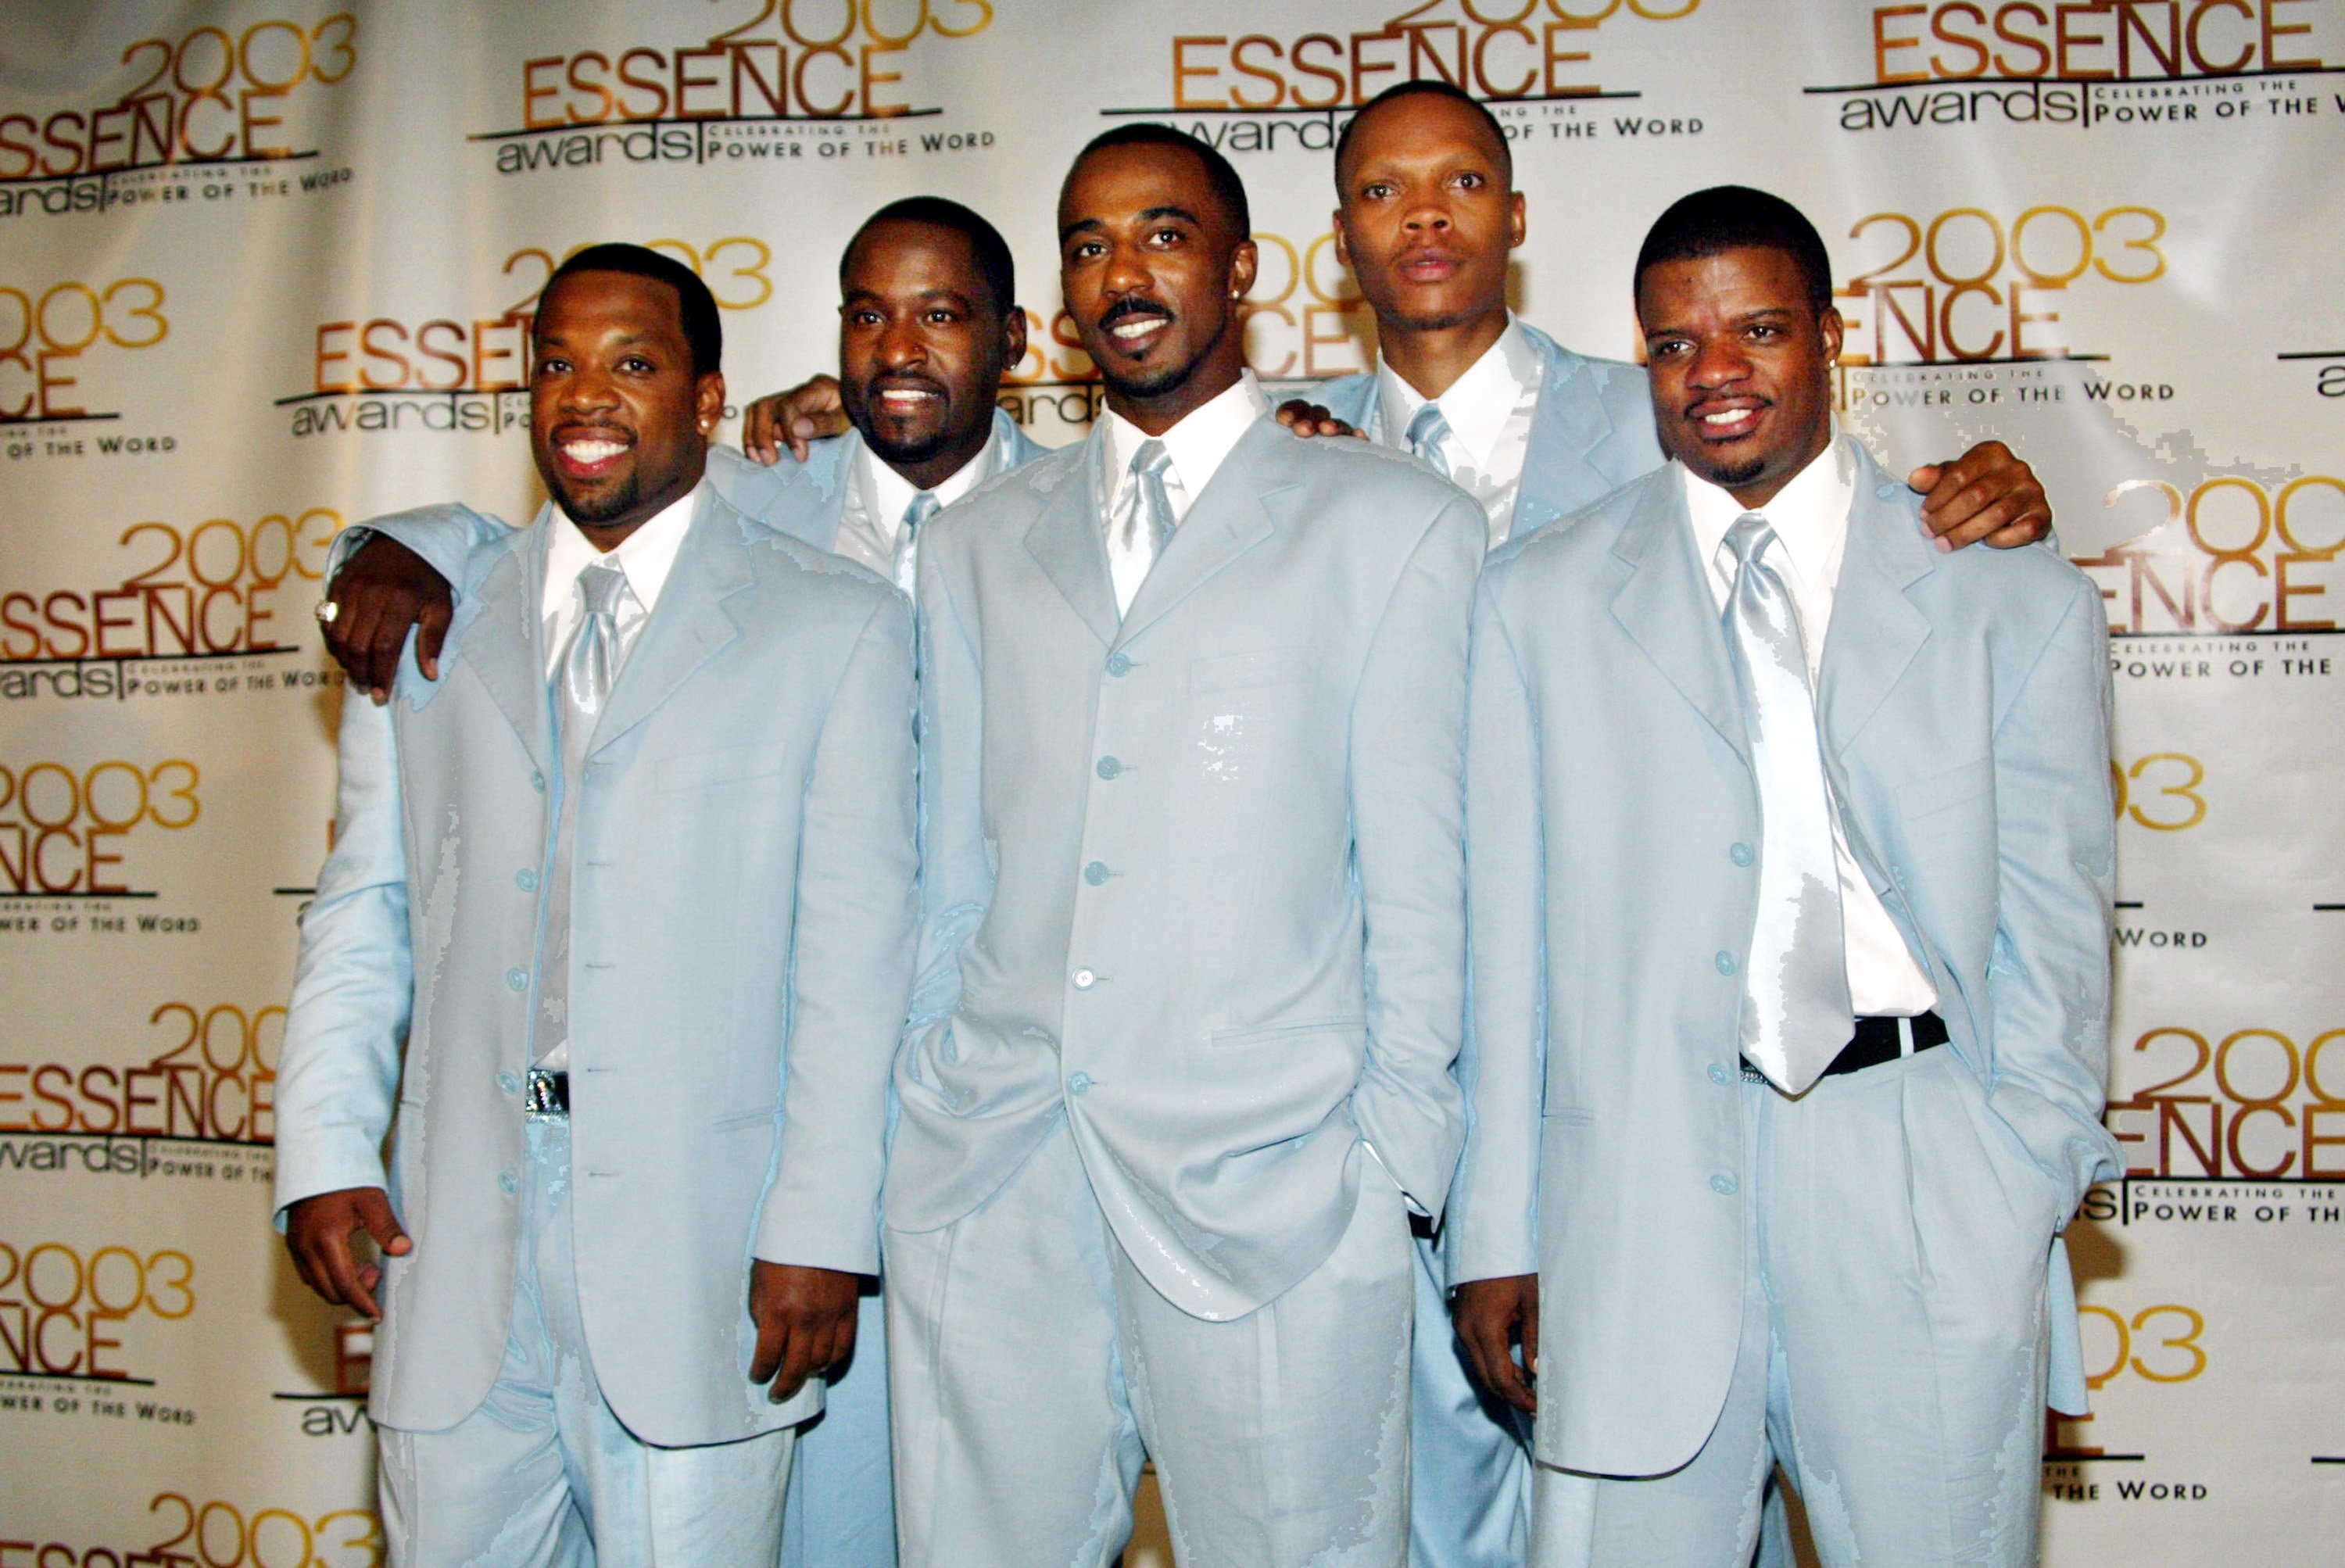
(545, 478), (702, 619)
(1104, 370), (1271, 499)
(1374, 313), (1541, 464)
(1682, 424), (1857, 592)
(856, 417), (1006, 531)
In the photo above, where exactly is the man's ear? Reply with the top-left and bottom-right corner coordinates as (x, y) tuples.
(1818, 306), (1844, 365)
(696, 371), (726, 434)
(1000, 306), (1029, 378)
(1229, 238), (1258, 299)
(1331, 210), (1352, 273)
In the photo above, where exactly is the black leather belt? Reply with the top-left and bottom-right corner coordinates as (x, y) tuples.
(1742, 1011), (1948, 1084)
(525, 1069), (569, 1117)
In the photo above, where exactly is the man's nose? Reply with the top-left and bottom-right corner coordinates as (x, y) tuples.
(878, 317), (926, 371)
(1688, 336), (1751, 388)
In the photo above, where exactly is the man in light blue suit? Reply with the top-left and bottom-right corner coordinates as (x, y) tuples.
(309, 204), (1036, 1568)
(1293, 80), (2065, 1568)
(886, 124), (1482, 1566)
(275, 247), (919, 1565)
(1451, 188), (2120, 1566)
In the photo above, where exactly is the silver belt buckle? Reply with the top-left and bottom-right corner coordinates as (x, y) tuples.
(524, 1069), (569, 1119)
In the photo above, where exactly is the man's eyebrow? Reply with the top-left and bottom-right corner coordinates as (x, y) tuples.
(1060, 205), (1207, 243)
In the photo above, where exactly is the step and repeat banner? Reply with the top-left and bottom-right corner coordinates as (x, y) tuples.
(2, 2), (2340, 1562)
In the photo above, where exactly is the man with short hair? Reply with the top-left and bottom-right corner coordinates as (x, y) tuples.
(1451, 188), (2119, 1566)
(274, 245), (919, 1564)
(889, 124), (1482, 1566)
(304, 200), (1040, 1568)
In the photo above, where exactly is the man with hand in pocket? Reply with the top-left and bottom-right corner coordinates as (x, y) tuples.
(1450, 188), (2119, 1566)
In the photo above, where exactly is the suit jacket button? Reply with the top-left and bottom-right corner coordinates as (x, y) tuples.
(1068, 1072), (1093, 1096)
(516, 869), (539, 892)
(1105, 653), (1131, 677)
(1710, 1174), (1738, 1196)
(507, 968), (528, 992)
(531, 771), (546, 793)
(1730, 843), (1752, 867)
(1714, 951), (1737, 976)
(1072, 968), (1097, 990)
(499, 1072), (521, 1094)
(1708, 1063), (1733, 1086)
(1084, 861), (1109, 886)
(499, 1171), (520, 1195)
(1096, 757), (1122, 779)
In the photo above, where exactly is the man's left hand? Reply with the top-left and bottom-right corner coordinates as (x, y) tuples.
(1274, 399), (1362, 439)
(1910, 439), (2051, 551)
(747, 1260), (862, 1402)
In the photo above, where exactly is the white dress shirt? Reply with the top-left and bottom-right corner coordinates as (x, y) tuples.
(1682, 432), (1940, 1018)
(1370, 313), (1545, 552)
(1101, 370), (1272, 616)
(540, 480), (700, 675)
(840, 424), (1006, 596)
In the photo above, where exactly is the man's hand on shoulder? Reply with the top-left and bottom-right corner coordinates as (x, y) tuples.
(1274, 398), (1362, 441)
(747, 1260), (862, 1402)
(324, 535), (455, 704)
(742, 374), (850, 465)
(285, 1186), (412, 1320)
(1452, 1273), (1540, 1415)
(1910, 439), (2052, 552)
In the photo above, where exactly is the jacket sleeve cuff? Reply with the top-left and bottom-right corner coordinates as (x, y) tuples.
(271, 1137), (391, 1233)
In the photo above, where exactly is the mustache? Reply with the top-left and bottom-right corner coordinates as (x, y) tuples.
(1097, 295), (1176, 331)
(551, 422), (635, 442)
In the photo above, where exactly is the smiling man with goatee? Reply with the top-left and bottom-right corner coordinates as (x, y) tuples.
(880, 125), (1484, 1568)
(273, 245), (919, 1566)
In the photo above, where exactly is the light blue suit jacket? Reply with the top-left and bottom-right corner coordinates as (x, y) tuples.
(1312, 322), (1663, 539)
(1455, 445), (2122, 1476)
(345, 411), (1051, 586)
(890, 417), (1486, 1321)
(274, 487), (919, 1444)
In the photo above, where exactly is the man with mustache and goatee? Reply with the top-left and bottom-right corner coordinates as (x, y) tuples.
(1451, 188), (2118, 1566)
(883, 124), (1480, 1568)
(273, 245), (918, 1566)
(319, 199), (1044, 709)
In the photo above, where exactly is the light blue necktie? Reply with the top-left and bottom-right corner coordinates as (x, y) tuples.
(539, 558), (635, 1063)
(1120, 438), (1177, 589)
(1406, 402), (1452, 479)
(898, 491), (938, 599)
(1718, 514), (1850, 1094)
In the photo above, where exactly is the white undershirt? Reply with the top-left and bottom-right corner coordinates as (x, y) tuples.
(1101, 371), (1272, 616)
(1681, 433), (1940, 1018)
(1370, 313), (1544, 552)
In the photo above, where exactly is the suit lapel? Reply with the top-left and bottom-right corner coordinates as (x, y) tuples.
(585, 490), (754, 759)
(1608, 470), (1749, 762)
(456, 507), (557, 778)
(1513, 328), (1624, 538)
(1114, 418), (1283, 649)
(1820, 456), (1935, 757)
(1022, 427), (1121, 648)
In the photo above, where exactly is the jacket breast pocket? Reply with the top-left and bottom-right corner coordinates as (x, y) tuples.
(1189, 649), (1315, 697)
(1897, 757), (1992, 832)
(657, 744), (788, 793)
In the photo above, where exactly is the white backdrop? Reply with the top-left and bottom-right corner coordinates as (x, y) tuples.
(2, 2), (2342, 1563)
